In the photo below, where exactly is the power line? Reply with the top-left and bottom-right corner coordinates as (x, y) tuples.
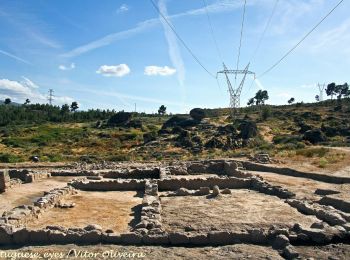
(202, 0), (224, 63)
(236, 0), (247, 73)
(149, 0), (216, 78)
(249, 0), (279, 64)
(258, 0), (345, 79)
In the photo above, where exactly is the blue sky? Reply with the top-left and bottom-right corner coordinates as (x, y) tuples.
(0, 0), (349, 113)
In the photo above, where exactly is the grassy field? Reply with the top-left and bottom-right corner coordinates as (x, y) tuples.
(0, 99), (349, 169)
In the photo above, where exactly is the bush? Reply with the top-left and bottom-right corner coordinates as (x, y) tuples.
(296, 147), (329, 158)
(0, 153), (23, 163)
(273, 135), (302, 144)
(260, 106), (271, 121)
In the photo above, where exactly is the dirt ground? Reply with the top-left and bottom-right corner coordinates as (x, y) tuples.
(0, 244), (283, 259)
(26, 191), (142, 232)
(296, 244), (350, 260)
(0, 177), (74, 215)
(247, 170), (350, 201)
(160, 189), (319, 233)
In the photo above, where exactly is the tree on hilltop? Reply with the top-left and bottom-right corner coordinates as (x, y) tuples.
(158, 105), (166, 116)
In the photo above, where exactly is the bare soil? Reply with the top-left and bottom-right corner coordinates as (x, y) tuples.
(247, 170), (350, 201)
(26, 191), (142, 232)
(296, 244), (350, 260)
(160, 189), (318, 233)
(0, 177), (74, 215)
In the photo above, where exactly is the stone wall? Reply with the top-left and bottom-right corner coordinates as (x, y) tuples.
(158, 177), (251, 191)
(102, 168), (160, 179)
(242, 161), (350, 184)
(8, 169), (50, 183)
(70, 179), (145, 191)
(0, 170), (10, 192)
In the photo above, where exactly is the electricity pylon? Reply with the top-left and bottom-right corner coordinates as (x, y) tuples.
(317, 83), (325, 101)
(217, 63), (255, 119)
(48, 89), (54, 105)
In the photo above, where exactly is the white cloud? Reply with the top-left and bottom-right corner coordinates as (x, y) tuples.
(0, 77), (73, 105)
(58, 63), (76, 71)
(21, 76), (39, 88)
(144, 65), (176, 76)
(116, 4), (129, 14)
(96, 64), (130, 77)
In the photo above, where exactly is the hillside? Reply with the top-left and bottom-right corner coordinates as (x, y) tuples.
(0, 99), (349, 172)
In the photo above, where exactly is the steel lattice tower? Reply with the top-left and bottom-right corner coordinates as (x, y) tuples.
(317, 83), (325, 101)
(217, 63), (255, 118)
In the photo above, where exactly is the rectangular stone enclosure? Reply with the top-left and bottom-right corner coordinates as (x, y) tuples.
(26, 191), (143, 233)
(160, 189), (319, 233)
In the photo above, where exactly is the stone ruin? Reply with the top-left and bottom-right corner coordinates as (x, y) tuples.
(0, 159), (350, 259)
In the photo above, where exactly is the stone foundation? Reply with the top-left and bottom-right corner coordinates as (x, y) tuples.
(0, 170), (10, 192)
(0, 158), (349, 260)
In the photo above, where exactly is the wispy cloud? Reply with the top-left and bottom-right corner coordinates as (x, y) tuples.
(62, 0), (247, 58)
(61, 21), (157, 58)
(0, 7), (60, 49)
(144, 65), (176, 76)
(0, 49), (31, 65)
(269, 0), (325, 35)
(0, 77), (73, 105)
(21, 76), (39, 88)
(158, 0), (186, 108)
(59, 63), (76, 71)
(310, 18), (350, 55)
(116, 4), (129, 14)
(96, 64), (130, 77)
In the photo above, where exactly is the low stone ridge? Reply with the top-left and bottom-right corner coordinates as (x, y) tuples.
(1, 186), (76, 227)
(70, 179), (145, 191)
(286, 199), (349, 227)
(134, 180), (163, 236)
(251, 177), (295, 199)
(158, 176), (251, 191)
(319, 196), (350, 213)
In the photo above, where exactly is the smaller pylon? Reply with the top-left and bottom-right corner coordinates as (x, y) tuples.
(48, 89), (54, 105)
(317, 83), (325, 101)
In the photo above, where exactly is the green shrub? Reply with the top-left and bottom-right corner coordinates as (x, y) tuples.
(260, 106), (271, 121)
(0, 153), (23, 163)
(296, 147), (329, 158)
(273, 135), (302, 144)
(318, 158), (328, 168)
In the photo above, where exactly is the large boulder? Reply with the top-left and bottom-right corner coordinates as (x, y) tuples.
(204, 137), (224, 149)
(238, 120), (258, 139)
(143, 132), (157, 144)
(0, 225), (13, 245)
(162, 115), (189, 129)
(189, 108), (206, 121)
(107, 111), (132, 127)
(217, 124), (237, 135)
(303, 129), (326, 144)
